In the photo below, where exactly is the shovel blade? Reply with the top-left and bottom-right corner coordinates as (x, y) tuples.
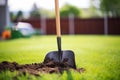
(44, 50), (76, 69)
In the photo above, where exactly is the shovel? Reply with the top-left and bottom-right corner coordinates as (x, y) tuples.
(43, 0), (76, 69)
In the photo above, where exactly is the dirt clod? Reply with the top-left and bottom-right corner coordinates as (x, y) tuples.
(0, 60), (85, 76)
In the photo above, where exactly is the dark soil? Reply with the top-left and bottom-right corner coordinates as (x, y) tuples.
(0, 59), (85, 76)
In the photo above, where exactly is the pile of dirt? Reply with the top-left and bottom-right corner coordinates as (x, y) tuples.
(0, 59), (85, 76)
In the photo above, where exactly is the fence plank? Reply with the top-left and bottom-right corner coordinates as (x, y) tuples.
(14, 18), (120, 35)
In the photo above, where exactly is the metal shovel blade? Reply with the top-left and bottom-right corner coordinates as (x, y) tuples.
(44, 50), (76, 69)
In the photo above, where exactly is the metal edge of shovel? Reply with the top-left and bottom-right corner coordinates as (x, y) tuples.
(43, 0), (76, 69)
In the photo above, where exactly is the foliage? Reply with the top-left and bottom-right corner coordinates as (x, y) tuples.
(100, 0), (120, 17)
(89, 6), (101, 18)
(10, 12), (16, 21)
(39, 8), (55, 18)
(89, 0), (102, 18)
(10, 11), (23, 21)
(60, 4), (81, 18)
(30, 10), (40, 18)
(30, 3), (40, 18)
(16, 10), (23, 20)
(0, 35), (120, 80)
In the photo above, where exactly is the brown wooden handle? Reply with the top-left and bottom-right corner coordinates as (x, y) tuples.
(55, 0), (61, 37)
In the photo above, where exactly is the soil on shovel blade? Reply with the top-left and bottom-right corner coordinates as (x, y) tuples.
(0, 59), (85, 76)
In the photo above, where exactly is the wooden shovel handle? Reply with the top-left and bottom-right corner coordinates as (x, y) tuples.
(55, 0), (61, 37)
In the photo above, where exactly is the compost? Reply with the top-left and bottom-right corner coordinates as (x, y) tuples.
(0, 59), (85, 76)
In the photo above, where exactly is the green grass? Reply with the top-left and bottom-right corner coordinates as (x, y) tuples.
(0, 35), (120, 80)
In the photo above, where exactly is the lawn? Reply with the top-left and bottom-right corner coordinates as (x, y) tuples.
(0, 35), (120, 80)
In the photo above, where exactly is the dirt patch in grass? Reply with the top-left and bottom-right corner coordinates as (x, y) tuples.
(0, 59), (85, 76)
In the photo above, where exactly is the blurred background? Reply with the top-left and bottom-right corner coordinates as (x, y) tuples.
(0, 0), (120, 39)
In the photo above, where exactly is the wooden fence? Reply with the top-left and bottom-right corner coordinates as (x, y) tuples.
(14, 17), (120, 35)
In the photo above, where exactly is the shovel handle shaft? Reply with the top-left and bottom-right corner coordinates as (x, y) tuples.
(55, 0), (61, 37)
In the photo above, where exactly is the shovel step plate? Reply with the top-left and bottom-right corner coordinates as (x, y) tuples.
(44, 50), (76, 69)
